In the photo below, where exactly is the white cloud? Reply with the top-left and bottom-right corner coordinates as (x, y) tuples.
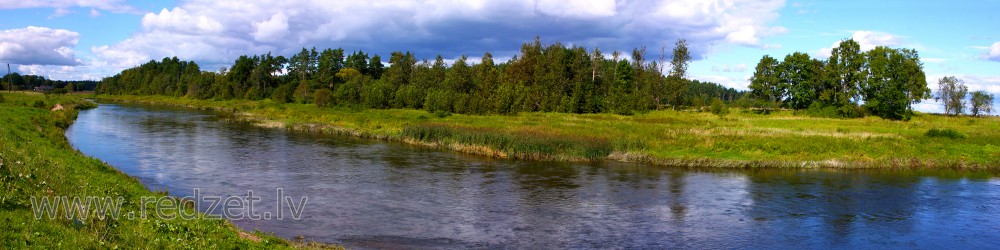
(0, 26), (81, 65)
(90, 0), (787, 75)
(692, 74), (751, 90)
(252, 12), (289, 43)
(142, 8), (225, 35)
(984, 42), (1000, 62)
(89, 8), (102, 17)
(815, 30), (905, 58)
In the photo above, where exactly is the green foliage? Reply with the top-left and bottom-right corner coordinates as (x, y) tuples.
(0, 93), (4, 103)
(710, 99), (729, 118)
(98, 94), (1000, 168)
(937, 76), (968, 115)
(433, 110), (452, 118)
(925, 128), (966, 139)
(970, 90), (994, 117)
(33, 100), (46, 108)
(749, 55), (783, 103)
(314, 89), (333, 107)
(862, 46), (928, 120)
(270, 82), (295, 103)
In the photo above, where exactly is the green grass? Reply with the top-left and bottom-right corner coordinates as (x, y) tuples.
(96, 94), (1000, 169)
(1, 92), (339, 249)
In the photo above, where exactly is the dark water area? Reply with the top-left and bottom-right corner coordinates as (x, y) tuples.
(66, 103), (1000, 249)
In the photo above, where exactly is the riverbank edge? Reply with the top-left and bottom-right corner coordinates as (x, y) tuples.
(95, 95), (993, 170)
(0, 92), (341, 249)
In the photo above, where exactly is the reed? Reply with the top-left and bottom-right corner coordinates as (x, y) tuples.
(95, 94), (1000, 169)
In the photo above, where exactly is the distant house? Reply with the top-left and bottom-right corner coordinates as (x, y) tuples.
(33, 86), (54, 92)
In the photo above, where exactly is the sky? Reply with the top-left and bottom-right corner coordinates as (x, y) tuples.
(1, 0), (998, 113)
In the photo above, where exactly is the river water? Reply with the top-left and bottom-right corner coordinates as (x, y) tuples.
(66, 103), (1000, 249)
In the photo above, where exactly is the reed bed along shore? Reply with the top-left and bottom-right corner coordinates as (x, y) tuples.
(96, 94), (1000, 169)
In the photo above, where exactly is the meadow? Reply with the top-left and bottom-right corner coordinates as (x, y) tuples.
(98, 94), (1000, 169)
(0, 92), (338, 249)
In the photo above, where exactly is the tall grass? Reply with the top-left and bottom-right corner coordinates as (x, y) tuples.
(96, 94), (1000, 169)
(402, 124), (613, 160)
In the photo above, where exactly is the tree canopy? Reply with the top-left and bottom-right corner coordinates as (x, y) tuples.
(98, 38), (742, 116)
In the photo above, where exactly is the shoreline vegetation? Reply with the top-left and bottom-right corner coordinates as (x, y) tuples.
(0, 92), (339, 249)
(97, 94), (1000, 169)
(84, 37), (997, 169)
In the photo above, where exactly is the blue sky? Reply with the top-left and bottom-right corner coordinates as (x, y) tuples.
(1, 0), (998, 112)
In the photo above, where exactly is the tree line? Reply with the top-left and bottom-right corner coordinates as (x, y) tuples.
(1, 73), (98, 92)
(747, 39), (933, 120)
(96, 38), (745, 115)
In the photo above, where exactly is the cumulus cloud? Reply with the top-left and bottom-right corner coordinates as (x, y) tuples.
(92, 0), (787, 73)
(984, 42), (1000, 62)
(0, 26), (81, 65)
(815, 30), (905, 58)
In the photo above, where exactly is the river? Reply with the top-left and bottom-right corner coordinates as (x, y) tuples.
(66, 103), (1000, 249)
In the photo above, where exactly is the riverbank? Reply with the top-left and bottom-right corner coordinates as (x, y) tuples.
(0, 92), (338, 248)
(96, 94), (1000, 169)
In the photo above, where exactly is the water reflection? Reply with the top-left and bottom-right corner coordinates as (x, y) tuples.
(66, 103), (1000, 249)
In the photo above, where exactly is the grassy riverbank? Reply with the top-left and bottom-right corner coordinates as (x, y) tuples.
(0, 92), (337, 248)
(97, 94), (1000, 169)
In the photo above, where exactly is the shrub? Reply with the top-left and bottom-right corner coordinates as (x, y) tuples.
(0, 93), (4, 103)
(925, 128), (966, 139)
(709, 99), (729, 118)
(314, 89), (333, 107)
(33, 100), (46, 108)
(434, 110), (452, 118)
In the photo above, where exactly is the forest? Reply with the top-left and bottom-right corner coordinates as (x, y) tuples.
(95, 38), (742, 115)
(94, 37), (946, 120)
(1, 73), (98, 92)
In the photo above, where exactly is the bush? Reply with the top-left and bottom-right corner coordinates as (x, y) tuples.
(0, 93), (4, 103)
(798, 103), (867, 118)
(709, 99), (729, 118)
(33, 100), (46, 108)
(434, 110), (452, 118)
(314, 89), (333, 107)
(925, 128), (966, 139)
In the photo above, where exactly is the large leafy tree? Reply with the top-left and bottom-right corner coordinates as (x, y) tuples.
(779, 52), (824, 109)
(748, 55), (783, 103)
(862, 46), (929, 120)
(825, 39), (865, 105)
(970, 90), (994, 117)
(936, 76), (968, 115)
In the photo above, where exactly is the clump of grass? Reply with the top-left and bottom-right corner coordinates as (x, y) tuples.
(401, 124), (612, 160)
(401, 124), (454, 141)
(925, 128), (966, 139)
(612, 136), (647, 152)
(433, 110), (452, 118)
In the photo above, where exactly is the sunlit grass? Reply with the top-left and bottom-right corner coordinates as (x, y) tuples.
(97, 94), (1000, 168)
(1, 93), (338, 249)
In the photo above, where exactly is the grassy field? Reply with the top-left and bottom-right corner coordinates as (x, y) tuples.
(0, 92), (338, 249)
(96, 94), (1000, 169)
